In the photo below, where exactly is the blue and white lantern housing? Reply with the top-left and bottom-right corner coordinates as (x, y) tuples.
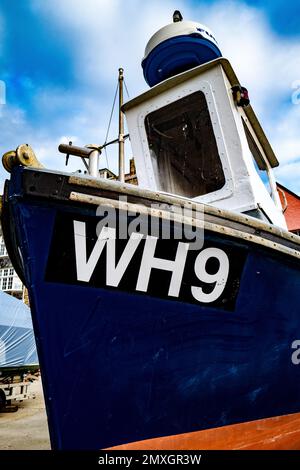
(124, 13), (287, 228)
(142, 16), (222, 87)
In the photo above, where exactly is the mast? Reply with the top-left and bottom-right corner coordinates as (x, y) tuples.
(118, 67), (125, 182)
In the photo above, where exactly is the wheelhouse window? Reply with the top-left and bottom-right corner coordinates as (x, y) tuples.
(145, 91), (225, 198)
(0, 238), (7, 256)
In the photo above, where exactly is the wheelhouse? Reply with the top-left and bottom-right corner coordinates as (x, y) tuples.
(123, 58), (286, 228)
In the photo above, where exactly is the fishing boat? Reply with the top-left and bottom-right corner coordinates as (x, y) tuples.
(1, 11), (300, 450)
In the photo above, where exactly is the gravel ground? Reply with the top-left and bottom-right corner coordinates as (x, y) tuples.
(0, 378), (51, 450)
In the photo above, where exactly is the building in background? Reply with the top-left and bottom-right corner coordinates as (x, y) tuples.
(0, 226), (23, 300)
(125, 158), (138, 185)
(99, 158), (138, 185)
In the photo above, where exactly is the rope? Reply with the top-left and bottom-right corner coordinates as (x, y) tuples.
(104, 146), (109, 170)
(103, 74), (129, 171)
(124, 79), (130, 99)
(103, 82), (119, 168)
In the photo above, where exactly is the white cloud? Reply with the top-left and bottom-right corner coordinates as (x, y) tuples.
(1, 0), (300, 193)
(275, 161), (300, 195)
(31, 0), (188, 92)
(31, 1), (300, 110)
(0, 85), (126, 190)
(204, 3), (300, 114)
(270, 105), (300, 163)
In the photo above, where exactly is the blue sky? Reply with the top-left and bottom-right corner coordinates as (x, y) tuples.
(0, 0), (300, 193)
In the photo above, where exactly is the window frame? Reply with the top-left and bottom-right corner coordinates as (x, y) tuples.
(0, 267), (19, 291)
(144, 90), (226, 198)
(138, 81), (233, 203)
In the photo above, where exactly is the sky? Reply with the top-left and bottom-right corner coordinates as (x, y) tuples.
(0, 0), (300, 193)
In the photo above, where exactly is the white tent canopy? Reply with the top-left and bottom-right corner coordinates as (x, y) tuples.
(0, 291), (38, 368)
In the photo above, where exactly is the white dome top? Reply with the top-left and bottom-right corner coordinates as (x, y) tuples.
(144, 20), (219, 60)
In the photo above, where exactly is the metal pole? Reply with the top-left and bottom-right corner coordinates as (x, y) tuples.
(118, 68), (125, 182)
(89, 150), (100, 177)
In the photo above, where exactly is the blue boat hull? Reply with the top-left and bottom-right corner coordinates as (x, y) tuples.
(3, 167), (300, 449)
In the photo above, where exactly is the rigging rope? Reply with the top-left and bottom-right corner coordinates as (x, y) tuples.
(124, 79), (130, 99)
(103, 82), (119, 169)
(103, 74), (129, 172)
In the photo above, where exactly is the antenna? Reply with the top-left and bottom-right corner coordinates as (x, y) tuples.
(173, 10), (183, 22)
(58, 68), (129, 179)
(118, 68), (125, 182)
